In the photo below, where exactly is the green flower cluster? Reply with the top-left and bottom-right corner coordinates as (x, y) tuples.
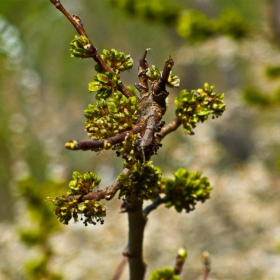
(53, 196), (78, 225)
(175, 83), (225, 134)
(53, 171), (106, 226)
(115, 133), (143, 162)
(84, 91), (138, 140)
(167, 72), (180, 88)
(146, 65), (161, 80)
(88, 71), (121, 100)
(176, 9), (247, 42)
(70, 35), (92, 58)
(78, 200), (106, 226)
(95, 48), (133, 74)
(53, 197), (106, 226)
(161, 168), (212, 213)
(67, 171), (101, 195)
(87, 49), (133, 99)
(118, 161), (162, 200)
(146, 66), (180, 88)
(149, 268), (179, 280)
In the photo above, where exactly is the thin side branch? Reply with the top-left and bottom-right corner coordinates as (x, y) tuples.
(135, 49), (150, 99)
(202, 251), (211, 280)
(111, 257), (128, 280)
(55, 168), (130, 202)
(173, 248), (187, 275)
(65, 123), (146, 151)
(142, 195), (170, 218)
(49, 0), (133, 98)
(160, 56), (174, 86)
(158, 116), (182, 139)
(152, 56), (174, 96)
(50, 0), (96, 52)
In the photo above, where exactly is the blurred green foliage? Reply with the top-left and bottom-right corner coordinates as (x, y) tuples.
(243, 87), (280, 107)
(107, 0), (180, 25)
(265, 65), (280, 79)
(18, 178), (64, 279)
(108, 0), (247, 42)
(176, 10), (217, 42)
(243, 88), (272, 107)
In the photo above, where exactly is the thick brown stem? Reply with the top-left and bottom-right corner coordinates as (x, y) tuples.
(125, 193), (146, 280)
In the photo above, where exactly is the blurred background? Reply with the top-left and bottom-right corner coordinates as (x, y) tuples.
(1, 0), (280, 279)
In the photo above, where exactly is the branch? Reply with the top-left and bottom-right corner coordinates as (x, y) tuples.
(202, 251), (211, 280)
(55, 168), (130, 202)
(50, 1), (87, 36)
(161, 56), (174, 86)
(49, 0), (133, 98)
(173, 248), (187, 275)
(111, 257), (128, 280)
(135, 49), (150, 99)
(142, 195), (170, 218)
(158, 116), (182, 140)
(152, 56), (174, 96)
(120, 200), (135, 213)
(124, 193), (146, 280)
(65, 123), (146, 151)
